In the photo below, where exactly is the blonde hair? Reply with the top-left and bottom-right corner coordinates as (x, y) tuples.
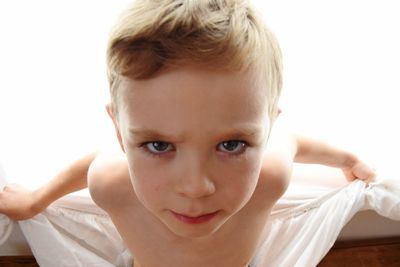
(107, 0), (282, 118)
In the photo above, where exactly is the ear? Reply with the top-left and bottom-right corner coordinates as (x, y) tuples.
(271, 107), (282, 123)
(267, 107), (282, 135)
(106, 104), (126, 153)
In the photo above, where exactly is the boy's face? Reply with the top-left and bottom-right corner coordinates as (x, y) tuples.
(110, 64), (271, 238)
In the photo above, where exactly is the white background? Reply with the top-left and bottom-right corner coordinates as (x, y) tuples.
(0, 0), (399, 188)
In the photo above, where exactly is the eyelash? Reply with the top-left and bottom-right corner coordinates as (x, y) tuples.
(139, 142), (174, 158)
(217, 140), (248, 155)
(139, 140), (249, 158)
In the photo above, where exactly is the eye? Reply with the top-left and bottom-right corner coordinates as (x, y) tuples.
(217, 140), (247, 154)
(144, 141), (173, 154)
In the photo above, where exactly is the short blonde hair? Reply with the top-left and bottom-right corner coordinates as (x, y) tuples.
(107, 0), (282, 118)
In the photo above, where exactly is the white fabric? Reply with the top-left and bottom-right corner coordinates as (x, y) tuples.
(19, 208), (132, 267)
(251, 179), (400, 267)
(1, 162), (399, 267)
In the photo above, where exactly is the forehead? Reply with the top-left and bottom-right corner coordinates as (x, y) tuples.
(118, 64), (267, 107)
(117, 65), (270, 136)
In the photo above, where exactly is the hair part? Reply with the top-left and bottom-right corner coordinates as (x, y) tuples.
(107, 0), (282, 118)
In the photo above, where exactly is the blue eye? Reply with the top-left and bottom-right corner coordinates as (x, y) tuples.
(144, 141), (173, 154)
(217, 140), (246, 154)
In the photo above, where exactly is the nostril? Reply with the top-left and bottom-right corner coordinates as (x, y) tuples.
(175, 176), (215, 199)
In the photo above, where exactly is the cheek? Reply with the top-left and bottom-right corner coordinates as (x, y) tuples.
(236, 163), (261, 194)
(126, 153), (170, 207)
(219, 152), (263, 200)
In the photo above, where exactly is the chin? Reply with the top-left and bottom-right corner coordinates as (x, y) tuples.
(169, 223), (223, 239)
(163, 215), (228, 239)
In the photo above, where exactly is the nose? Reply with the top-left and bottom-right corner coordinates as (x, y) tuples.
(174, 154), (216, 199)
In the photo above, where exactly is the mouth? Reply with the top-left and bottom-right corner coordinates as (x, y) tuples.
(171, 210), (220, 224)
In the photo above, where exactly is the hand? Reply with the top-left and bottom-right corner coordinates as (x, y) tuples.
(342, 160), (376, 184)
(0, 184), (43, 221)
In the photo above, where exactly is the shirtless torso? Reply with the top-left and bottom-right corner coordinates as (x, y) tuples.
(87, 127), (294, 267)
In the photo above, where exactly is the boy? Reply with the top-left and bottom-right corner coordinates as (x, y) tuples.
(0, 0), (375, 266)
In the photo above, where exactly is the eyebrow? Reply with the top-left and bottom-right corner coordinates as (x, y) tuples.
(128, 128), (179, 140)
(218, 125), (264, 139)
(128, 124), (264, 141)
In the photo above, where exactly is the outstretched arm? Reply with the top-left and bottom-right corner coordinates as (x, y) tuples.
(0, 152), (97, 221)
(293, 135), (376, 183)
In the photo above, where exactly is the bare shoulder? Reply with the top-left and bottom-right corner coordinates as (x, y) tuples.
(87, 151), (135, 212)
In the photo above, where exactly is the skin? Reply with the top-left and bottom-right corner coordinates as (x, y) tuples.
(92, 65), (291, 267)
(0, 64), (376, 267)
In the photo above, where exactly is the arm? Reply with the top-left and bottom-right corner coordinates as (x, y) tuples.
(293, 135), (376, 182)
(0, 152), (97, 221)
